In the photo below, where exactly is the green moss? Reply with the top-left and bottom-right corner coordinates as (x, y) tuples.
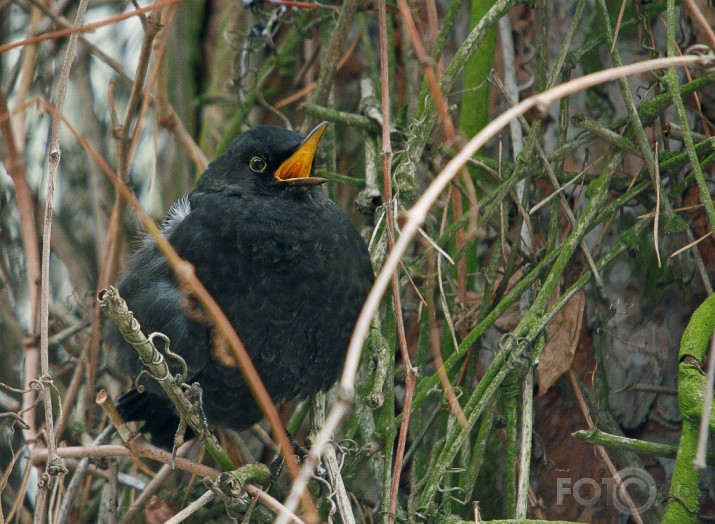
(585, 173), (608, 199)
(620, 229), (641, 251)
(458, 0), (497, 140)
(665, 213), (688, 234)
(678, 364), (706, 419)
(680, 294), (715, 360)
(664, 295), (715, 522)
(663, 422), (701, 524)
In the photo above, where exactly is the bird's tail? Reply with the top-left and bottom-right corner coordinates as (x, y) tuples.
(116, 388), (194, 449)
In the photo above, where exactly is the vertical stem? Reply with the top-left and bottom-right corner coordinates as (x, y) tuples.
(378, 2), (415, 523)
(309, 0), (360, 111)
(460, 407), (496, 508)
(107, 458), (118, 524)
(503, 388), (519, 517)
(35, 2), (90, 522)
(515, 367), (534, 518)
(310, 394), (355, 524)
(665, 293), (715, 523)
(395, 0), (468, 320)
(0, 93), (41, 444)
(662, 0), (715, 233)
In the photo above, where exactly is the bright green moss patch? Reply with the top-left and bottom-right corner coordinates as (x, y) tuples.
(680, 294), (715, 361)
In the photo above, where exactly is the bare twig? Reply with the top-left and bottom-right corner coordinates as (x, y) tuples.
(118, 443), (200, 524)
(309, 0), (360, 110)
(395, 0), (455, 139)
(310, 393), (355, 524)
(164, 491), (215, 524)
(654, 142), (662, 268)
(96, 390), (300, 522)
(682, 0), (715, 50)
(107, 459), (119, 524)
(671, 230), (714, 257)
(35, 2), (90, 521)
(276, 36), (360, 110)
(611, 0), (628, 53)
(374, 2), (418, 523)
(31, 445), (132, 463)
(0, 0), (184, 55)
(57, 426), (114, 524)
(516, 369), (534, 518)
(568, 370), (643, 524)
(54, 359), (85, 441)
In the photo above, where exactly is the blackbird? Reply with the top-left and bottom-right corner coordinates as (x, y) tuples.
(107, 122), (374, 448)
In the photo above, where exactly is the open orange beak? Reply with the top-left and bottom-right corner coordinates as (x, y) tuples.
(273, 122), (328, 186)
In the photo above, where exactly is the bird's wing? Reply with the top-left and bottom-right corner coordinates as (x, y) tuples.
(110, 196), (211, 388)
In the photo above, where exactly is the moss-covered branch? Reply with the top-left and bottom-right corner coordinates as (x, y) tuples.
(663, 293), (715, 523)
(98, 286), (235, 471)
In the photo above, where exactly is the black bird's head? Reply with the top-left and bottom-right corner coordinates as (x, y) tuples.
(195, 122), (328, 194)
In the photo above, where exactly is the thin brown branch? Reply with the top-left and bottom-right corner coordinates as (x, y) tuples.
(31, 445), (133, 463)
(0, 93), (41, 441)
(309, 0), (360, 110)
(672, 230), (714, 257)
(395, 0), (456, 140)
(97, 391), (221, 477)
(164, 491), (215, 524)
(426, 243), (467, 429)
(654, 142), (662, 267)
(394, 0), (467, 317)
(379, 3), (418, 522)
(126, 7), (178, 171)
(611, 0), (628, 53)
(117, 444), (201, 524)
(274, 36), (359, 110)
(13, 3), (43, 161)
(0, 0), (184, 55)
(117, 14), (164, 181)
(682, 0), (715, 50)
(567, 370), (643, 524)
(159, 107), (209, 172)
(53, 359), (85, 443)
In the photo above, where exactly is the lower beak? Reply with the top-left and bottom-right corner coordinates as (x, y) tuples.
(274, 122), (328, 185)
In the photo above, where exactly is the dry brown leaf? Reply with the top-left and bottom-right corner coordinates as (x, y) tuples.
(538, 289), (586, 396)
(145, 495), (177, 524)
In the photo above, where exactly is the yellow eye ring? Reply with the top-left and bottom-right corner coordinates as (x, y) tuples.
(249, 156), (267, 173)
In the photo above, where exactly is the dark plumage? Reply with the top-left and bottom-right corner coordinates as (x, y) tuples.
(107, 123), (374, 448)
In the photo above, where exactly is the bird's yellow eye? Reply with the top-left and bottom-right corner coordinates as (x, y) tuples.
(249, 156), (267, 173)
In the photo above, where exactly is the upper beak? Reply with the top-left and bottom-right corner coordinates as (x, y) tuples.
(273, 121), (328, 186)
